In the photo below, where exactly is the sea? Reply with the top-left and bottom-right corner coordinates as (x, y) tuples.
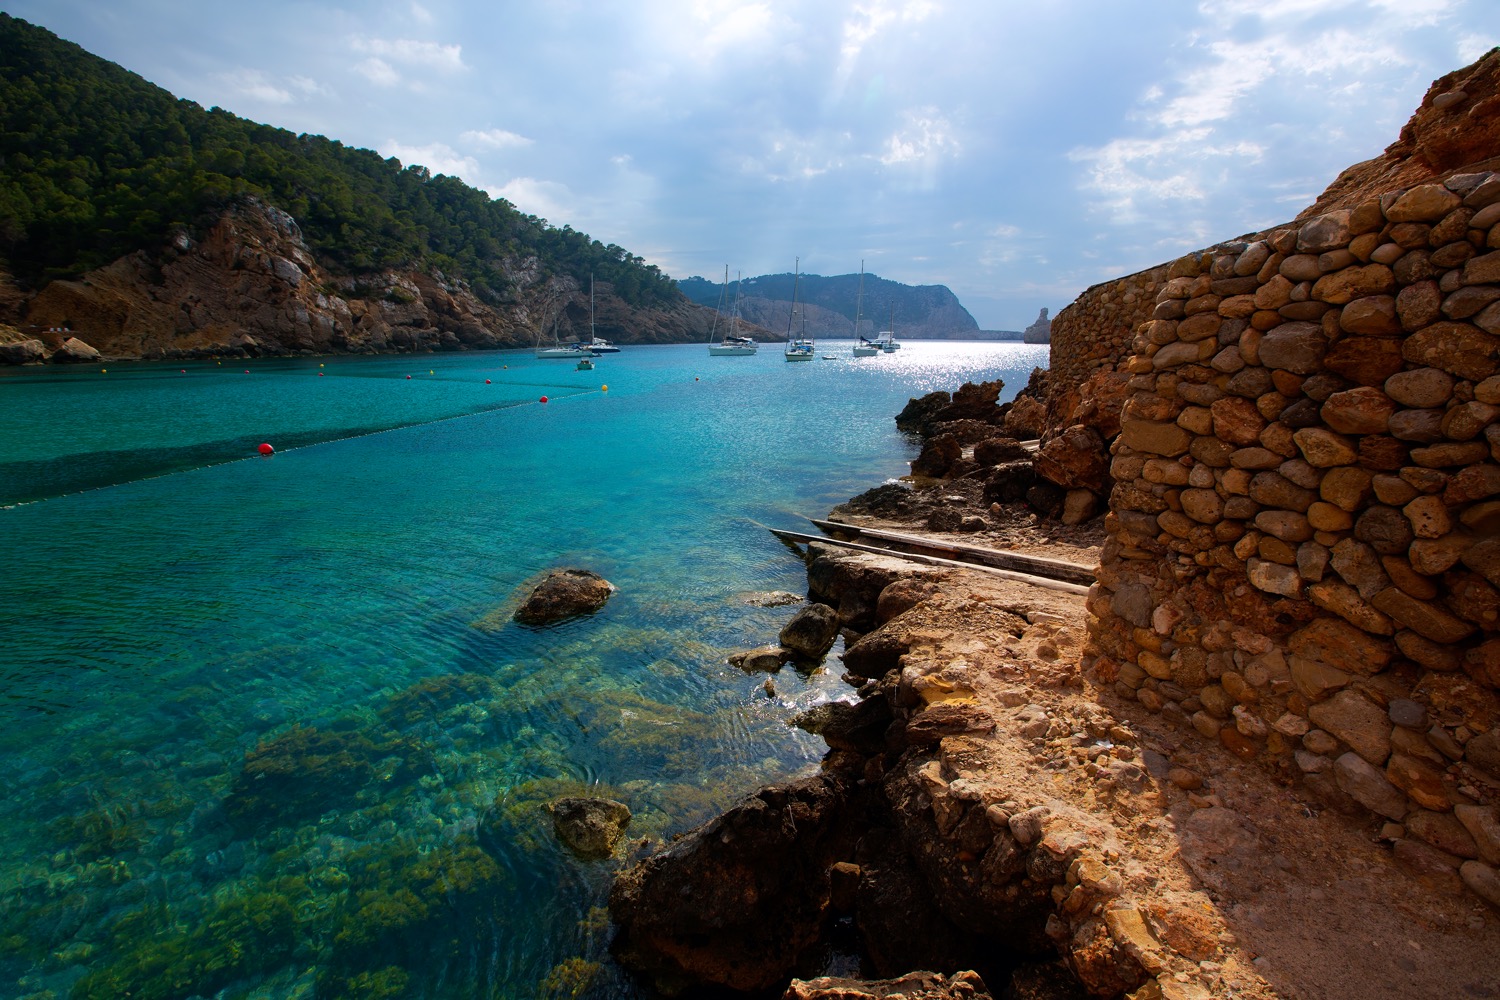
(0, 340), (1047, 999)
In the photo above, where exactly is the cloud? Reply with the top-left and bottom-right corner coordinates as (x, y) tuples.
(217, 69), (334, 105)
(354, 58), (400, 87)
(835, 1), (936, 95)
(877, 110), (959, 166)
(381, 141), (480, 183)
(489, 177), (576, 223)
(1457, 33), (1498, 63)
(411, 2), (433, 24)
(351, 37), (465, 71)
(461, 128), (532, 149)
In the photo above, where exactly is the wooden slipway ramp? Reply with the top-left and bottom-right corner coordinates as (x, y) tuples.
(767, 518), (1095, 596)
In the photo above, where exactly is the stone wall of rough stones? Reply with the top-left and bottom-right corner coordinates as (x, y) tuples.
(1044, 263), (1170, 424)
(1083, 170), (1500, 904)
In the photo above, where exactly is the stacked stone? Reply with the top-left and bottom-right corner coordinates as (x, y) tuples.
(1046, 264), (1171, 425)
(1085, 171), (1500, 907)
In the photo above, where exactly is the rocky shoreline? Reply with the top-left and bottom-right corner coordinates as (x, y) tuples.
(602, 375), (1499, 1000)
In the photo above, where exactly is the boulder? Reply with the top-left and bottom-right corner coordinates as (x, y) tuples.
(792, 694), (893, 755)
(0, 337), (46, 364)
(1003, 395), (1047, 438)
(609, 773), (868, 994)
(1033, 425), (1108, 491)
(50, 336), (102, 364)
(973, 435), (1031, 466)
(779, 603), (841, 660)
(549, 796), (632, 858)
(512, 569), (615, 625)
(896, 390), (952, 435)
(912, 433), (963, 478)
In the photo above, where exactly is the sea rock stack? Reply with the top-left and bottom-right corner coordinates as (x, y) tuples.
(1022, 307), (1051, 344)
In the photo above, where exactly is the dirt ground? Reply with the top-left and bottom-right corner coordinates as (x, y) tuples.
(820, 494), (1500, 1000)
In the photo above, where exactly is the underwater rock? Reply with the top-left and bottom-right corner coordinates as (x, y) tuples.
(224, 724), (427, 830)
(549, 796), (633, 858)
(513, 568), (616, 625)
(778, 603), (841, 661)
(739, 590), (804, 607)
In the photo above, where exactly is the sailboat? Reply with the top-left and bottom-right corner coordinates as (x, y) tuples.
(783, 258), (814, 361)
(875, 303), (902, 352)
(708, 267), (757, 356)
(535, 277), (600, 359)
(852, 261), (878, 357)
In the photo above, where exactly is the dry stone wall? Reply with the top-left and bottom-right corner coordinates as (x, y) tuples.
(1083, 171), (1500, 907)
(1044, 264), (1168, 428)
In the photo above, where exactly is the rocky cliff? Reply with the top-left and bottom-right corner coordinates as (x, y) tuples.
(0, 198), (728, 362)
(679, 271), (985, 340)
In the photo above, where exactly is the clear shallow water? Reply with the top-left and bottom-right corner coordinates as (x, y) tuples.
(0, 341), (1047, 999)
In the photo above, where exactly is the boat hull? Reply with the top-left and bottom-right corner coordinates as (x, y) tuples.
(708, 342), (757, 356)
(852, 346), (879, 357)
(536, 348), (593, 359)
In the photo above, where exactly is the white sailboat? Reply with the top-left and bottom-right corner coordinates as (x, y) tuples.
(708, 266), (757, 356)
(875, 303), (901, 352)
(852, 261), (878, 357)
(784, 258), (814, 361)
(536, 276), (600, 359)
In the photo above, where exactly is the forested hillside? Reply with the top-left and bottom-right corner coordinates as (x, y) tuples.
(0, 13), (675, 309)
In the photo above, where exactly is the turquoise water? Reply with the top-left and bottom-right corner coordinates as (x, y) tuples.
(0, 342), (1047, 999)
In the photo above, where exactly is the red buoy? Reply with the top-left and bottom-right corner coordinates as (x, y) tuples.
(539, 395), (549, 403)
(485, 379), (491, 384)
(406, 374), (412, 379)
(318, 372), (324, 376)
(258, 443), (274, 456)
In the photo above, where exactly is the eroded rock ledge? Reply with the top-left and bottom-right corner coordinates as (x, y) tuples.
(610, 536), (1499, 1000)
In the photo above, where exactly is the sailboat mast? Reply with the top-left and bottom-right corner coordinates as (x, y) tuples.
(709, 265), (727, 343)
(731, 270), (741, 336)
(785, 257), (800, 341)
(855, 260), (864, 341)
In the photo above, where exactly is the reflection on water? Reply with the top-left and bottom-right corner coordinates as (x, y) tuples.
(0, 342), (1046, 998)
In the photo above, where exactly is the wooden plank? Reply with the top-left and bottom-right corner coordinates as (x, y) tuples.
(768, 528), (1091, 596)
(806, 518), (1096, 585)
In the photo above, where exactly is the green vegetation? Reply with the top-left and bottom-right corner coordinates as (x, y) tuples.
(0, 14), (677, 308)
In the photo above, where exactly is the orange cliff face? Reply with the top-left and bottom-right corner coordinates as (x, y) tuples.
(1299, 47), (1500, 219)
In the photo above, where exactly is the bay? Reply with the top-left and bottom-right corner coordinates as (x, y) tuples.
(0, 341), (1046, 999)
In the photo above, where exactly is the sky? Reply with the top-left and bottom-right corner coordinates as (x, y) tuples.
(4, 1), (1496, 330)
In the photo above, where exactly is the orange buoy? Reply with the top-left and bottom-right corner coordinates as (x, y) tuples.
(539, 395), (549, 403)
(601, 384), (608, 391)
(258, 442), (274, 456)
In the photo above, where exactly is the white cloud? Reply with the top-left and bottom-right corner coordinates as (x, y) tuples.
(878, 110), (959, 166)
(220, 68), (294, 104)
(381, 141), (480, 183)
(411, 2), (433, 24)
(350, 37), (465, 72)
(355, 58), (400, 87)
(490, 177), (576, 223)
(461, 128), (533, 149)
(835, 1), (936, 94)
(1457, 33), (1498, 64)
